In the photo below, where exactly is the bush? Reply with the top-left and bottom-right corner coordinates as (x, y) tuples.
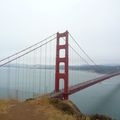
(49, 98), (75, 115)
(90, 114), (112, 120)
(25, 98), (34, 101)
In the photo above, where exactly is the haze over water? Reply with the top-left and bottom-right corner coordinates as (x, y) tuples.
(0, 67), (120, 119)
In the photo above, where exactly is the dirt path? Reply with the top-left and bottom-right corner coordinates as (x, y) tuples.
(0, 98), (112, 120)
(0, 102), (48, 120)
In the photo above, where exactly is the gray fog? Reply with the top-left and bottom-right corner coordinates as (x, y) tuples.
(0, 0), (120, 64)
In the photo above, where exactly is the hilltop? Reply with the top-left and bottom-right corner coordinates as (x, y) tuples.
(0, 96), (112, 120)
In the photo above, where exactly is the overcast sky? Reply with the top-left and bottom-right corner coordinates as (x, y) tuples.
(0, 0), (120, 64)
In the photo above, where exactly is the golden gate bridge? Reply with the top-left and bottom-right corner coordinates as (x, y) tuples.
(0, 31), (120, 100)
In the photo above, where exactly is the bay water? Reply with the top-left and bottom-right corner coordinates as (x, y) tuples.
(0, 67), (120, 119)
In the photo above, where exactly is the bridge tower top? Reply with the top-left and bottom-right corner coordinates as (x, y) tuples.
(55, 31), (69, 100)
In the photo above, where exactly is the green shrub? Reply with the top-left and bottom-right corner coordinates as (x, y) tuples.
(49, 98), (75, 115)
(90, 114), (112, 120)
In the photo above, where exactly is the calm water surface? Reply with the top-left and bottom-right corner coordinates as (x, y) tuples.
(0, 67), (120, 119)
(70, 76), (120, 119)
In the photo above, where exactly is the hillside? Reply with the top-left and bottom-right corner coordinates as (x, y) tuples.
(0, 96), (112, 120)
(4, 64), (120, 74)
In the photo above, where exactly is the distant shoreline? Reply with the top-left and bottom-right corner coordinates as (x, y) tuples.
(2, 64), (120, 74)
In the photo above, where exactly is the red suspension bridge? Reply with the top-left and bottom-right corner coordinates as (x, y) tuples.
(0, 30), (120, 100)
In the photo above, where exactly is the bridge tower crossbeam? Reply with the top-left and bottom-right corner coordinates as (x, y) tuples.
(55, 31), (69, 100)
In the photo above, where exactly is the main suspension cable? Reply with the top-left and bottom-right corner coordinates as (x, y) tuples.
(0, 33), (56, 63)
(69, 32), (105, 74)
(0, 37), (56, 67)
(61, 37), (90, 65)
(69, 32), (97, 65)
(68, 44), (90, 65)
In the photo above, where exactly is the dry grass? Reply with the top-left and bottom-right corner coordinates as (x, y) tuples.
(0, 100), (18, 113)
(0, 96), (113, 120)
(26, 96), (79, 120)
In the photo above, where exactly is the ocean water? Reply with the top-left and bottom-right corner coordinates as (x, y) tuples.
(0, 67), (120, 119)
(70, 76), (120, 119)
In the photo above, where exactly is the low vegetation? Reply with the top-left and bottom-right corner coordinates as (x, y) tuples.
(0, 100), (18, 113)
(0, 96), (113, 120)
(90, 114), (112, 120)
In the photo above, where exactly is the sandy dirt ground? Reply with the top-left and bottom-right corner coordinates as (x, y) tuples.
(0, 97), (112, 120)
(0, 99), (49, 120)
(0, 97), (78, 120)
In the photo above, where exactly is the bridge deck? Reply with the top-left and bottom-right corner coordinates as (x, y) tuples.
(52, 71), (120, 98)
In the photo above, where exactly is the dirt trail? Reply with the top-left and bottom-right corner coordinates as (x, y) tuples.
(0, 101), (48, 120)
(0, 97), (78, 120)
(0, 97), (112, 120)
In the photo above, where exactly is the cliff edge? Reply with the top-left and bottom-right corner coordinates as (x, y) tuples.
(0, 96), (112, 120)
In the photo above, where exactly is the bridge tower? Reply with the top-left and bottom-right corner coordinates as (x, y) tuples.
(55, 31), (69, 100)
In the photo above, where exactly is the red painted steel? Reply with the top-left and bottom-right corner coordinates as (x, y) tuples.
(68, 71), (120, 95)
(52, 71), (120, 98)
(55, 31), (69, 100)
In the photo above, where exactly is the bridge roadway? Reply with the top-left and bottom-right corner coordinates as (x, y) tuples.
(51, 71), (120, 98)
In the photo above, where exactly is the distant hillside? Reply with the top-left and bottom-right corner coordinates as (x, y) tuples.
(3, 64), (120, 74)
(77, 65), (120, 74)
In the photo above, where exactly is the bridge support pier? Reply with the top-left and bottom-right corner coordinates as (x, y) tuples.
(55, 31), (69, 100)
